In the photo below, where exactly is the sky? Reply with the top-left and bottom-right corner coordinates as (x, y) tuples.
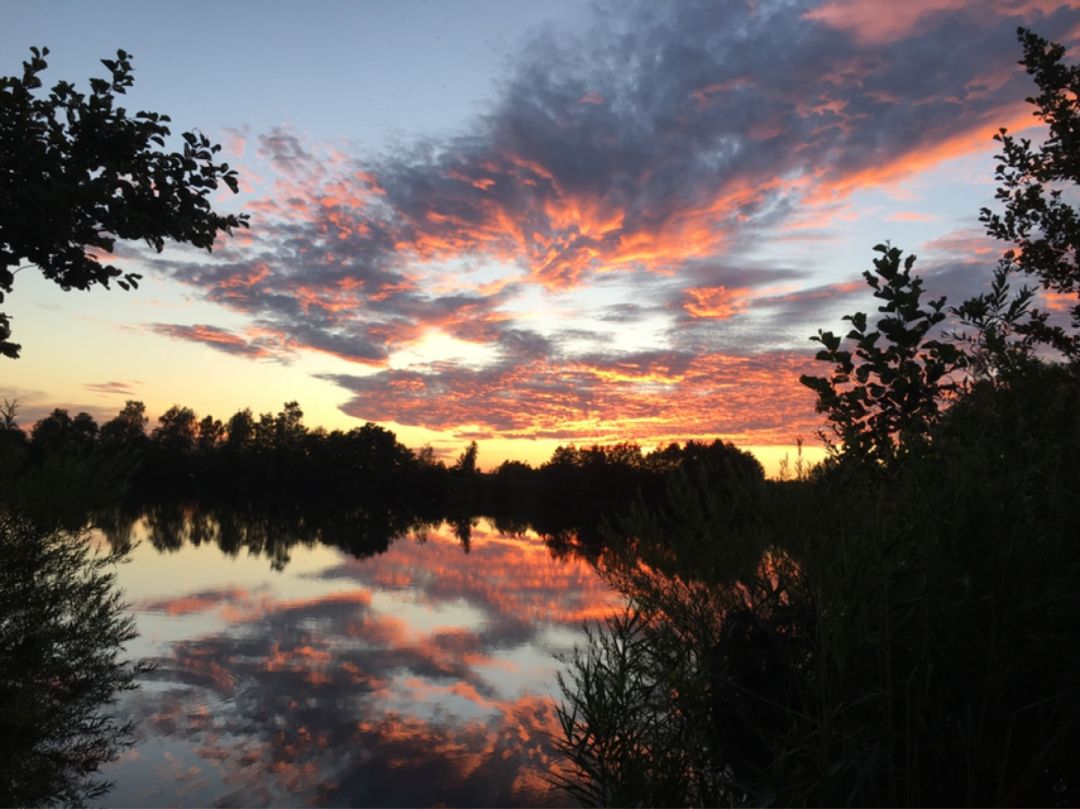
(5, 0), (1080, 472)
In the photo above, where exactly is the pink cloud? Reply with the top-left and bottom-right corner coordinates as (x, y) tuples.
(683, 285), (755, 319)
(804, 0), (1070, 46)
(886, 210), (939, 223)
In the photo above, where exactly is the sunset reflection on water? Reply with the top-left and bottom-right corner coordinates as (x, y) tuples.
(98, 516), (623, 807)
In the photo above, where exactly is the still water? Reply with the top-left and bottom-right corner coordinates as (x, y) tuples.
(95, 513), (622, 807)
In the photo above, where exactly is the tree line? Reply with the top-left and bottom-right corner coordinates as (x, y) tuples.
(0, 395), (764, 541)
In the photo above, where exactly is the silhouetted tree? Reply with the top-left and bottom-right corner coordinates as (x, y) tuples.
(0, 397), (16, 431)
(415, 444), (436, 466)
(196, 414), (223, 452)
(0, 47), (248, 358)
(224, 408), (255, 450)
(30, 408), (97, 455)
(801, 244), (966, 465)
(952, 261), (1046, 380)
(0, 398), (28, 488)
(29, 408), (71, 453)
(975, 28), (1080, 356)
(70, 412), (98, 452)
(346, 422), (414, 480)
(273, 401), (305, 447)
(151, 405), (197, 454)
(598, 441), (644, 469)
(495, 459), (532, 478)
(643, 442), (686, 474)
(98, 400), (147, 453)
(453, 440), (479, 474)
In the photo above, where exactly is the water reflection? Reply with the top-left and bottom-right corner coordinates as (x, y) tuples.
(98, 500), (443, 572)
(0, 512), (146, 807)
(98, 509), (621, 807)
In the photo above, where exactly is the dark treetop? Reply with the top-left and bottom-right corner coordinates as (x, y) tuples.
(0, 46), (248, 358)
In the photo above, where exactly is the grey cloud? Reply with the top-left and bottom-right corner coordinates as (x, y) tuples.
(595, 303), (658, 323)
(256, 126), (318, 178)
(149, 323), (286, 360)
(496, 328), (554, 360)
(83, 380), (141, 396)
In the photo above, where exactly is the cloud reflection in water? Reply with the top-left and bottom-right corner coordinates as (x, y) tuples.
(101, 518), (622, 807)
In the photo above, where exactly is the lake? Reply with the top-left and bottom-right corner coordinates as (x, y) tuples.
(93, 509), (623, 807)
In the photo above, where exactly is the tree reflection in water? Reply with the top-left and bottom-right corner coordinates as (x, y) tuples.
(87, 501), (623, 807)
(0, 512), (148, 807)
(100, 498), (446, 571)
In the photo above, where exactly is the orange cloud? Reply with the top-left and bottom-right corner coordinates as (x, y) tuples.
(139, 587), (251, 616)
(922, 227), (1000, 258)
(683, 285), (755, 319)
(886, 210), (939, 223)
(214, 263), (270, 300)
(804, 0), (1068, 45)
(292, 281), (362, 315)
(335, 349), (825, 447)
(806, 105), (1037, 204)
(149, 324), (278, 359)
(692, 77), (756, 109)
(1044, 290), (1078, 312)
(757, 279), (865, 306)
(141, 0), (1080, 468)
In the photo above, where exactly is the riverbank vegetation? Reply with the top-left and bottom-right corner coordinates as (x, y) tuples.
(550, 28), (1080, 808)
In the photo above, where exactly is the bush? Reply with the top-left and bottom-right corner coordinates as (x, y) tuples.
(0, 512), (148, 806)
(554, 361), (1080, 807)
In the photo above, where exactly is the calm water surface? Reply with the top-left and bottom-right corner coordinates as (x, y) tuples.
(96, 514), (622, 807)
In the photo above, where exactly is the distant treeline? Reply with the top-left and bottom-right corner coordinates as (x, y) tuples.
(0, 398), (764, 539)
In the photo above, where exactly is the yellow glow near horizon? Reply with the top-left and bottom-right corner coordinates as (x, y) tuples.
(387, 328), (501, 370)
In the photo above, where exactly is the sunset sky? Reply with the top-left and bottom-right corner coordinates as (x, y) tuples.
(5, 0), (1080, 472)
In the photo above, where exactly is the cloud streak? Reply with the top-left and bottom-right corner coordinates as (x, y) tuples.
(84, 380), (142, 396)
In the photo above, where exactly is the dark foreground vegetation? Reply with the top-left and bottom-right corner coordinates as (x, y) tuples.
(3, 26), (1080, 809)
(550, 29), (1080, 808)
(554, 359), (1080, 806)
(0, 514), (148, 807)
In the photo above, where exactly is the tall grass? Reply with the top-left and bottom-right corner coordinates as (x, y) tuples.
(554, 362), (1080, 806)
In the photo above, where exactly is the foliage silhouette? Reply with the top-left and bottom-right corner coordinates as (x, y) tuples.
(29, 408), (99, 456)
(453, 440), (479, 474)
(951, 261), (1046, 380)
(976, 28), (1080, 357)
(0, 46), (248, 358)
(800, 244), (965, 465)
(1, 402), (135, 530)
(0, 512), (148, 806)
(98, 400), (148, 454)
